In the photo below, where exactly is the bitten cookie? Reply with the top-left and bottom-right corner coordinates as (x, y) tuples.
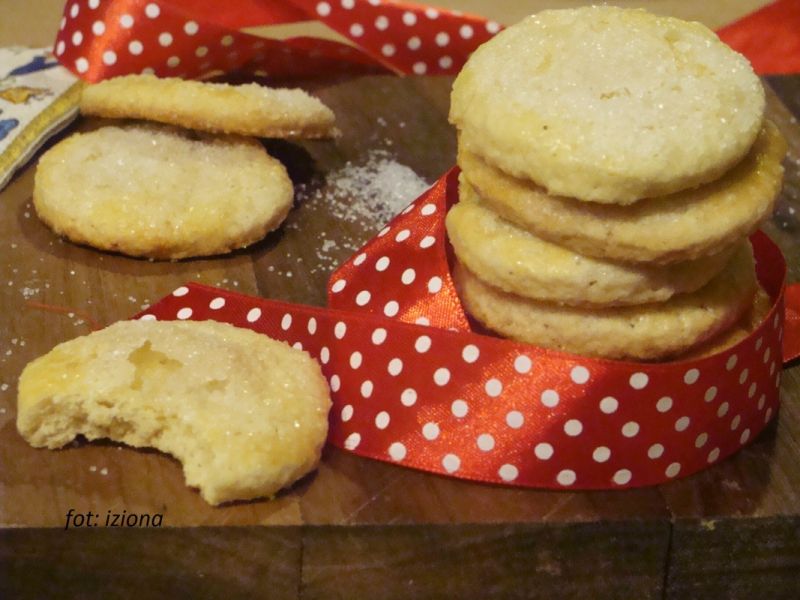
(450, 6), (765, 203)
(447, 181), (735, 306)
(459, 122), (786, 264)
(80, 74), (336, 138)
(33, 124), (294, 259)
(17, 320), (331, 505)
(454, 243), (757, 361)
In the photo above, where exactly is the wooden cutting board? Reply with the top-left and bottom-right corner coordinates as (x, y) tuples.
(1, 72), (800, 598)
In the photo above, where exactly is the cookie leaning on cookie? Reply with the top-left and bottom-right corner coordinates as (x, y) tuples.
(17, 320), (332, 506)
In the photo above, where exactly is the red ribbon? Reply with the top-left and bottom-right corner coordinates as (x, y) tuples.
(142, 169), (798, 490)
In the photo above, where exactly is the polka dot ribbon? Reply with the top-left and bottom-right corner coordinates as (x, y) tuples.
(140, 169), (799, 490)
(54, 0), (500, 81)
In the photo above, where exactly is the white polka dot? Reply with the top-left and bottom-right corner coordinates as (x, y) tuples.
(420, 235), (436, 248)
(570, 366), (590, 384)
(756, 337), (763, 350)
(758, 394), (766, 410)
(375, 15), (389, 30)
(674, 416), (690, 432)
(717, 402), (729, 417)
(740, 429), (751, 444)
(70, 3), (79, 17)
(506, 411), (524, 429)
(540, 389), (559, 408)
(344, 432), (360, 450)
(665, 463), (681, 478)
(177, 307), (192, 320)
(415, 335), (432, 353)
(593, 446), (611, 463)
(375, 411), (390, 429)
(246, 308), (261, 323)
(499, 464), (519, 482)
(613, 469), (632, 485)
(92, 21), (105, 35)
(477, 433), (495, 451)
(360, 380), (373, 399)
(172, 286), (189, 297)
(387, 358), (403, 376)
(401, 388), (417, 407)
(442, 454), (460, 473)
(145, 3), (160, 18)
(629, 372), (649, 389)
(72, 31), (83, 46)
(88, 0), (100, 8)
(534, 443), (553, 460)
(56, 41), (65, 55)
(513, 355), (532, 374)
(141, 67), (155, 75)
(599, 396), (617, 414)
(395, 229), (411, 242)
(739, 368), (749, 384)
(167, 56), (180, 68)
(371, 328), (387, 345)
(401, 268), (416, 285)
(427, 277), (443, 293)
(292, 342), (303, 351)
(695, 432), (708, 448)
(184, 20), (199, 35)
(648, 443), (664, 459)
(419, 203), (436, 216)
(765, 407), (773, 423)
(388, 442), (406, 461)
(707, 448), (720, 463)
(158, 32), (173, 47)
(556, 470), (576, 486)
(220, 35), (234, 47)
(350, 351), (362, 369)
(462, 344), (480, 363)
(331, 279), (346, 293)
(438, 56), (453, 69)
(435, 32), (450, 46)
(414, 317), (430, 326)
(763, 347), (771, 364)
(407, 36), (422, 50)
(139, 314), (157, 321)
(353, 252), (367, 265)
(726, 354), (738, 370)
(683, 368), (700, 384)
(381, 43), (396, 57)
(770, 362), (776, 376)
(208, 297), (225, 310)
(195, 46), (208, 57)
(451, 399), (468, 417)
(320, 347), (330, 364)
(748, 382), (756, 398)
(402, 11), (417, 25)
(729, 414), (741, 431)
(100, 50), (117, 65)
(622, 422), (639, 437)
(487, 21), (501, 34)
(341, 405), (353, 422)
(564, 419), (583, 436)
(316, 2), (331, 16)
(485, 378), (502, 397)
(704, 386), (718, 402)
(349, 24), (364, 37)
(303, 317), (317, 334)
(377, 227), (390, 238)
(383, 301), (400, 317)
(281, 313), (292, 330)
(60, 16), (66, 30)
(422, 422), (440, 440)
(375, 256), (390, 271)
(425, 8), (439, 18)
(433, 368), (450, 386)
(412, 62), (427, 75)
(355, 290), (371, 306)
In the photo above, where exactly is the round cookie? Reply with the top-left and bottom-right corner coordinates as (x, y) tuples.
(80, 74), (336, 139)
(450, 6), (765, 203)
(447, 185), (735, 307)
(454, 243), (757, 361)
(17, 319), (332, 505)
(33, 124), (294, 259)
(459, 122), (786, 264)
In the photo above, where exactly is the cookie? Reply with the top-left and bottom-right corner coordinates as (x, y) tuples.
(450, 6), (765, 203)
(80, 74), (336, 139)
(454, 242), (757, 361)
(17, 320), (331, 505)
(447, 183), (735, 307)
(459, 122), (785, 264)
(33, 124), (294, 259)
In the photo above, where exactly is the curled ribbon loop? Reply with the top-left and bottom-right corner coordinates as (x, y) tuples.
(142, 170), (795, 490)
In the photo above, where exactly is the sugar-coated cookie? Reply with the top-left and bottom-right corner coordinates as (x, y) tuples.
(447, 182), (735, 307)
(459, 122), (785, 264)
(80, 74), (336, 138)
(454, 243), (757, 361)
(33, 124), (294, 259)
(451, 6), (765, 203)
(17, 320), (331, 505)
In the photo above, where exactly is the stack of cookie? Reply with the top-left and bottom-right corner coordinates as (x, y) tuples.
(447, 7), (786, 361)
(33, 74), (336, 260)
